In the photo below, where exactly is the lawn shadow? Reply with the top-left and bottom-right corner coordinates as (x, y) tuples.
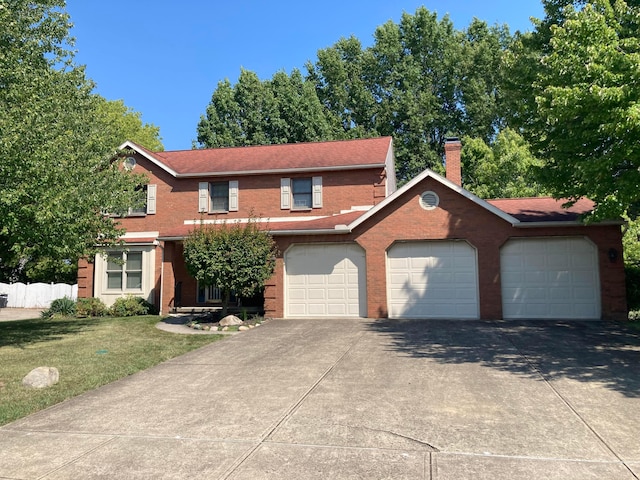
(0, 317), (102, 349)
(367, 318), (640, 398)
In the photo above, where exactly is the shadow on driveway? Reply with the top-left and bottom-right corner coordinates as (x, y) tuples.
(367, 319), (640, 398)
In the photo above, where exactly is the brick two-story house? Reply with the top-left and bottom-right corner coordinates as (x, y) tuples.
(77, 137), (627, 320)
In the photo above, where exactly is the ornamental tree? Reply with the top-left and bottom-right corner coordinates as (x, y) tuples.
(183, 219), (278, 316)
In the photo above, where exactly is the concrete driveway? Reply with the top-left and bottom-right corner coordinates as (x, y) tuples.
(1, 318), (639, 479)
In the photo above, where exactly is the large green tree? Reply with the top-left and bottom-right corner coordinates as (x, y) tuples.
(198, 8), (512, 184)
(308, 9), (512, 182)
(196, 68), (339, 148)
(0, 0), (146, 282)
(506, 0), (640, 220)
(183, 220), (277, 316)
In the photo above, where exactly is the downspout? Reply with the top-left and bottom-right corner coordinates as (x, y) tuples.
(159, 242), (164, 316)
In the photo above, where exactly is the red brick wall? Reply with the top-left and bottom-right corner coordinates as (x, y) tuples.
(77, 257), (94, 299)
(116, 153), (388, 237)
(265, 176), (626, 320)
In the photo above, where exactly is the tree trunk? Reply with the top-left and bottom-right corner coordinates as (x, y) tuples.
(221, 289), (231, 317)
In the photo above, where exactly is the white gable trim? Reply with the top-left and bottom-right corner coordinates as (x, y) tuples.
(347, 169), (520, 231)
(119, 141), (179, 177)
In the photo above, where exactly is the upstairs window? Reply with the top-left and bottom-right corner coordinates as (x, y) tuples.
(210, 181), (229, 212)
(199, 181), (238, 213)
(128, 184), (156, 216)
(292, 178), (312, 209)
(281, 176), (322, 210)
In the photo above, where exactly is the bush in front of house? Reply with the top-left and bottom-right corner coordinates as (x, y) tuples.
(109, 295), (158, 317)
(76, 297), (108, 317)
(625, 265), (640, 312)
(41, 296), (77, 318)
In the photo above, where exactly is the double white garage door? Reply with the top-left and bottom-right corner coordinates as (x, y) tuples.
(284, 238), (600, 319)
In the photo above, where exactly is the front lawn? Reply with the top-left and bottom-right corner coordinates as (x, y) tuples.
(0, 315), (223, 426)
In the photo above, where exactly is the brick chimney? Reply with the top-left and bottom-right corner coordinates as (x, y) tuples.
(444, 137), (462, 186)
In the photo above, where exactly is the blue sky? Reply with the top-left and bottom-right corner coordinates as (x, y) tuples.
(65, 1), (545, 151)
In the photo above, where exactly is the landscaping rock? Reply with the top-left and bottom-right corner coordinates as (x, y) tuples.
(219, 315), (243, 326)
(22, 367), (59, 389)
(238, 325), (250, 331)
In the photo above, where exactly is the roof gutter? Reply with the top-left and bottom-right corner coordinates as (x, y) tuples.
(513, 219), (624, 228)
(174, 163), (386, 178)
(158, 226), (352, 241)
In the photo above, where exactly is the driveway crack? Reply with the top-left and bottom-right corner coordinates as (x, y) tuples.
(497, 323), (640, 480)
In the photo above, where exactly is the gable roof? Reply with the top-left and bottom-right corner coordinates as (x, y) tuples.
(120, 137), (393, 178)
(348, 168), (521, 230)
(487, 197), (595, 224)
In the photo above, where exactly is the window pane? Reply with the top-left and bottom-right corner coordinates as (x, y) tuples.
(293, 193), (312, 208)
(107, 253), (121, 271)
(107, 272), (122, 289)
(126, 272), (142, 289)
(292, 178), (311, 193)
(126, 252), (142, 271)
(292, 178), (312, 208)
(210, 182), (229, 211)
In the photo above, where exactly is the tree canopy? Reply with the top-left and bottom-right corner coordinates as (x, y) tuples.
(197, 8), (512, 184)
(95, 97), (164, 151)
(506, 0), (640, 220)
(0, 0), (148, 282)
(461, 128), (547, 199)
(196, 68), (340, 148)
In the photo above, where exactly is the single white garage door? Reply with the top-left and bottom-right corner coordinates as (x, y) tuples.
(285, 243), (366, 317)
(500, 237), (600, 319)
(387, 241), (479, 319)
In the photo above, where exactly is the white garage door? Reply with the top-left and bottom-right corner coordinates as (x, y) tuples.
(387, 241), (479, 319)
(285, 243), (366, 318)
(501, 237), (600, 319)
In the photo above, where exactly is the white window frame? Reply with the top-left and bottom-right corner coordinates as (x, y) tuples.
(281, 176), (322, 210)
(199, 180), (238, 213)
(104, 250), (144, 293)
(128, 184), (157, 216)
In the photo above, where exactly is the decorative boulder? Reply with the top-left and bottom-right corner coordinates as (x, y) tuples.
(22, 367), (59, 389)
(219, 315), (243, 326)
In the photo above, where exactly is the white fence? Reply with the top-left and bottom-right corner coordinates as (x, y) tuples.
(0, 283), (78, 308)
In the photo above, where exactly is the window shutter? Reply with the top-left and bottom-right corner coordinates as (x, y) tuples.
(280, 178), (290, 210)
(312, 176), (322, 208)
(198, 182), (209, 212)
(146, 184), (157, 214)
(228, 180), (238, 212)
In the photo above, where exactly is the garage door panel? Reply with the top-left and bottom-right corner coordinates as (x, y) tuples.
(285, 244), (366, 318)
(501, 238), (600, 319)
(307, 289), (326, 300)
(387, 241), (479, 319)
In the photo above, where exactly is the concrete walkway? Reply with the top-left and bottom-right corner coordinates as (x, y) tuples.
(1, 318), (640, 479)
(0, 308), (44, 321)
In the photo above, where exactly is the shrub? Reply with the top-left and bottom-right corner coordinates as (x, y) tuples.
(42, 296), (76, 318)
(625, 265), (640, 311)
(76, 297), (108, 317)
(109, 295), (158, 317)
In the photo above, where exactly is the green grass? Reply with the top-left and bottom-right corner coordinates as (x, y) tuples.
(0, 315), (224, 426)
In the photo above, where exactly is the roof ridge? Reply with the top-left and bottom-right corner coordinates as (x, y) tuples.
(150, 136), (392, 155)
